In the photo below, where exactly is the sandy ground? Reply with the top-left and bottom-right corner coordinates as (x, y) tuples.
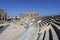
(0, 23), (27, 40)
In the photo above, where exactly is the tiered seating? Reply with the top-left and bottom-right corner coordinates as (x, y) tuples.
(37, 15), (60, 40)
(51, 19), (60, 40)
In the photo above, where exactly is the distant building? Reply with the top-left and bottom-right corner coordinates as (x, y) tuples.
(20, 10), (39, 18)
(0, 9), (7, 23)
(19, 10), (40, 25)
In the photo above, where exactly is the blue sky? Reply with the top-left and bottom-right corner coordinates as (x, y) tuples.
(0, 0), (60, 16)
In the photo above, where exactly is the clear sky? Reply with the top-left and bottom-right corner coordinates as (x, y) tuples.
(0, 0), (60, 16)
